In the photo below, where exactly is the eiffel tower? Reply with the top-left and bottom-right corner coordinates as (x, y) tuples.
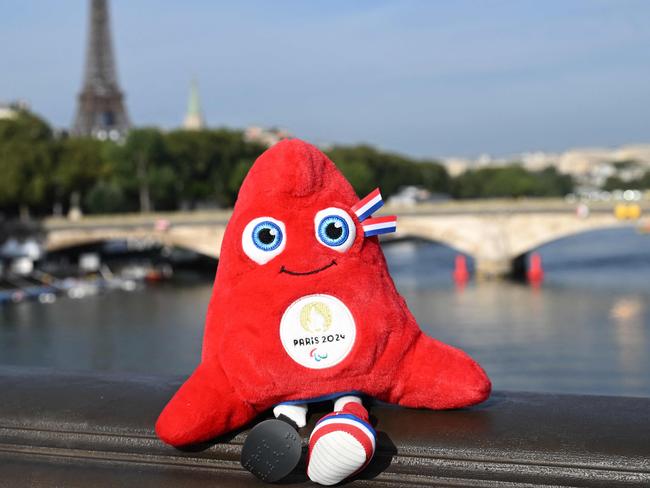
(72, 0), (130, 140)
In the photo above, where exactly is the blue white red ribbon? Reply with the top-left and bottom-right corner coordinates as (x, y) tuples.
(351, 188), (397, 237)
(350, 188), (384, 222)
(361, 215), (397, 237)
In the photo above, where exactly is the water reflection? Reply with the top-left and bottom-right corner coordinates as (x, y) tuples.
(610, 297), (647, 389)
(0, 228), (649, 397)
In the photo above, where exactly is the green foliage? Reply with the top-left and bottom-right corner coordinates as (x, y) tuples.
(227, 158), (255, 201)
(54, 137), (108, 207)
(0, 109), (578, 217)
(603, 170), (650, 191)
(165, 129), (264, 208)
(0, 111), (55, 215)
(119, 128), (171, 212)
(640, 171), (650, 189)
(451, 165), (573, 198)
(612, 159), (639, 170)
(325, 145), (449, 197)
(602, 176), (626, 191)
(84, 180), (128, 214)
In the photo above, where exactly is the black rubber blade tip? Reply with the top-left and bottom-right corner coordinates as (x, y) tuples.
(241, 419), (302, 483)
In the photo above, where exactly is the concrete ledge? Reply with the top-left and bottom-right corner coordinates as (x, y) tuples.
(0, 367), (648, 486)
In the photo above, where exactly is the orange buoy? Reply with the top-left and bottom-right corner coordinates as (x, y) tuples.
(453, 254), (470, 285)
(527, 252), (544, 285)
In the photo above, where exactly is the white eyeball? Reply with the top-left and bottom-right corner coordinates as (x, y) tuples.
(314, 207), (356, 252)
(242, 217), (286, 264)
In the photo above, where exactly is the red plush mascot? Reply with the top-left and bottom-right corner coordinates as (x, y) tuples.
(156, 139), (490, 484)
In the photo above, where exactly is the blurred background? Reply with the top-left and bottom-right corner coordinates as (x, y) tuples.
(0, 0), (648, 397)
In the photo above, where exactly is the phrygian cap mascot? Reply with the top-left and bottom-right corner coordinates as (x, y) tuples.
(156, 139), (491, 484)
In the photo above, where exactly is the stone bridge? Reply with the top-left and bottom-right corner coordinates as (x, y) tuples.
(44, 201), (646, 278)
(395, 210), (636, 277)
(45, 219), (228, 260)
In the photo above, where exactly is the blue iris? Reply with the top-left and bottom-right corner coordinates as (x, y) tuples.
(252, 221), (283, 251)
(317, 215), (349, 247)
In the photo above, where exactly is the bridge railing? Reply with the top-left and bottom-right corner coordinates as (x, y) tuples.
(0, 367), (648, 486)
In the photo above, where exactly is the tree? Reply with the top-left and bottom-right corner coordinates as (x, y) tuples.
(119, 128), (170, 213)
(165, 129), (265, 208)
(54, 137), (107, 213)
(326, 145), (450, 197)
(417, 161), (450, 194)
(227, 158), (255, 201)
(612, 159), (640, 171)
(0, 110), (55, 218)
(603, 170), (650, 191)
(84, 180), (128, 214)
(451, 165), (573, 199)
(640, 171), (650, 189)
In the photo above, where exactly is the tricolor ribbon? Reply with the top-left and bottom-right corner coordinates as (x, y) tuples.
(351, 188), (384, 222)
(361, 215), (397, 237)
(351, 188), (397, 237)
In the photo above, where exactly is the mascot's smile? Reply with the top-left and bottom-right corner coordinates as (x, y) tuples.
(280, 260), (337, 276)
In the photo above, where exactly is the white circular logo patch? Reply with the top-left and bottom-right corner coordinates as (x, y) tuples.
(279, 294), (356, 370)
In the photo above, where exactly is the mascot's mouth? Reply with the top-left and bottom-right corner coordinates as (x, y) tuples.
(280, 260), (337, 276)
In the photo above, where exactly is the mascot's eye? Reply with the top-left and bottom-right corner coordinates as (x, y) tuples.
(242, 217), (286, 264)
(314, 207), (356, 252)
(253, 221), (282, 250)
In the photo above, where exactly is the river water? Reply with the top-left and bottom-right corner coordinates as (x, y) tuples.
(1, 228), (649, 397)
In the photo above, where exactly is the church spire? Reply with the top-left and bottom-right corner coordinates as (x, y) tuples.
(183, 79), (205, 130)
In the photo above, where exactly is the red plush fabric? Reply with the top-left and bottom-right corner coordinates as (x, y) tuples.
(156, 139), (490, 447)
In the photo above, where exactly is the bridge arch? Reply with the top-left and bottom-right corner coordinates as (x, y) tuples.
(390, 233), (475, 257)
(506, 217), (633, 259)
(396, 212), (636, 278)
(45, 226), (225, 260)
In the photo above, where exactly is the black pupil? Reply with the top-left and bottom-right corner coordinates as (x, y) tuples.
(326, 222), (343, 240)
(258, 228), (275, 244)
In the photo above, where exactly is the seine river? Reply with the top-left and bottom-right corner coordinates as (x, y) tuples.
(1, 227), (649, 397)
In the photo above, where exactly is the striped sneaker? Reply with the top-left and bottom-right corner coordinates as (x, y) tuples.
(307, 403), (376, 485)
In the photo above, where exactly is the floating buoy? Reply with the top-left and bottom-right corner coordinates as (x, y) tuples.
(527, 252), (544, 285)
(453, 254), (470, 285)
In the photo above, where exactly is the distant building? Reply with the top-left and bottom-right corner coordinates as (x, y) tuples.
(442, 143), (650, 188)
(442, 158), (471, 177)
(0, 104), (17, 120)
(387, 186), (447, 206)
(548, 146), (650, 189)
(0, 100), (29, 120)
(518, 151), (561, 171)
(244, 126), (292, 147)
(182, 79), (205, 130)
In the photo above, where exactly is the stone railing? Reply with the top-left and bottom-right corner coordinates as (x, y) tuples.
(0, 367), (648, 486)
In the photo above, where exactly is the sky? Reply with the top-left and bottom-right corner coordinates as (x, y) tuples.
(1, 0), (649, 158)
